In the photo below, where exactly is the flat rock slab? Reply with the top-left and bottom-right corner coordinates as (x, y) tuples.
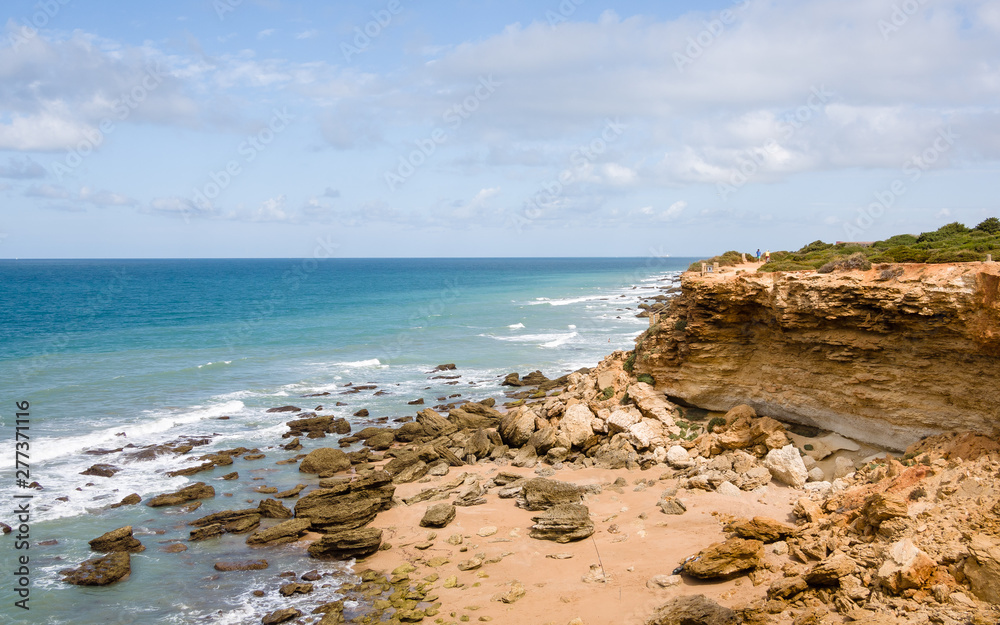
(147, 482), (215, 507)
(61, 552), (131, 586)
(529, 503), (594, 543)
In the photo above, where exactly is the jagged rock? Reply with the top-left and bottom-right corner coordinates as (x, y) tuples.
(258, 498), (293, 519)
(858, 493), (908, 532)
(498, 409), (536, 447)
(727, 517), (796, 543)
(109, 493), (141, 508)
(294, 471), (395, 531)
(606, 408), (642, 435)
(501, 581), (526, 604)
(644, 594), (738, 625)
(189, 524), (225, 541)
(190, 509), (261, 534)
(275, 484), (306, 499)
(526, 426), (560, 455)
(738, 466), (773, 491)
(464, 429), (493, 459)
(214, 559), (268, 571)
(246, 518), (312, 546)
(420, 503), (457, 528)
(146, 482), (215, 507)
(384, 447), (439, 481)
(394, 422), (426, 443)
(804, 554), (856, 586)
(280, 582), (313, 596)
(417, 408), (457, 437)
(529, 503), (594, 543)
(81, 464), (120, 478)
(559, 404), (595, 448)
(267, 405), (301, 413)
(627, 383), (680, 427)
(658, 497), (687, 515)
(308, 527), (382, 560)
(666, 445), (693, 469)
(877, 538), (936, 594)
(684, 538), (763, 579)
(88, 526), (145, 553)
(61, 552), (131, 586)
(768, 575), (809, 600)
(964, 535), (1000, 603)
(365, 431), (395, 450)
(262, 608), (301, 624)
(626, 421), (661, 451)
(763, 445), (808, 488)
(299, 448), (351, 474)
(511, 444), (538, 468)
(519, 478), (582, 511)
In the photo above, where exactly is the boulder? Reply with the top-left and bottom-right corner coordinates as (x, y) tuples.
(559, 404), (595, 448)
(109, 493), (141, 508)
(299, 448), (351, 474)
(525, 426), (560, 455)
(964, 534), (1000, 603)
(262, 608), (301, 625)
(626, 421), (661, 451)
(88, 526), (145, 553)
(190, 524), (225, 541)
(190, 509), (261, 534)
(666, 445), (693, 469)
(214, 559), (268, 571)
(644, 594), (738, 625)
(858, 493), (908, 531)
(464, 429), (494, 460)
(529, 503), (595, 543)
(81, 464), (120, 478)
(279, 582), (313, 596)
(258, 498), (293, 519)
(146, 482), (215, 507)
(293, 470), (395, 531)
(419, 503), (457, 528)
(804, 554), (857, 586)
(394, 422), (426, 443)
(519, 478), (582, 511)
(727, 517), (796, 543)
(384, 447), (439, 482)
(61, 552), (131, 586)
(763, 445), (808, 488)
(627, 383), (680, 427)
(606, 408), (642, 435)
(246, 518), (312, 546)
(498, 409), (536, 447)
(684, 538), (763, 579)
(417, 408), (457, 438)
(767, 575), (809, 600)
(877, 538), (936, 594)
(738, 466), (773, 491)
(307, 527), (382, 560)
(658, 497), (687, 515)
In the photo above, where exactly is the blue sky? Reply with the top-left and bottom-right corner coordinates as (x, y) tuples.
(1, 0), (998, 258)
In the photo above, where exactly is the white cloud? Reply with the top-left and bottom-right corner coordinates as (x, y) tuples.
(294, 29), (319, 40)
(257, 29), (275, 39)
(252, 195), (289, 221)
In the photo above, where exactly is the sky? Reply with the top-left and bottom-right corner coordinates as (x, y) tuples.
(1, 0), (998, 258)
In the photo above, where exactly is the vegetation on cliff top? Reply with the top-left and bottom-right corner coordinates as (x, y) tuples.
(688, 218), (1000, 273)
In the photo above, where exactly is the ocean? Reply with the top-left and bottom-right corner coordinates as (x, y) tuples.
(0, 257), (693, 624)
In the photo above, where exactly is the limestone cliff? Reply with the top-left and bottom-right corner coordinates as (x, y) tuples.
(634, 262), (1000, 450)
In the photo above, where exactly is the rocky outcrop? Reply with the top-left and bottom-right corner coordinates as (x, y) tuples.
(146, 482), (215, 507)
(293, 470), (395, 531)
(246, 518), (312, 546)
(307, 527), (382, 560)
(635, 263), (1000, 449)
(529, 503), (594, 543)
(61, 552), (131, 586)
(88, 526), (145, 553)
(299, 448), (351, 474)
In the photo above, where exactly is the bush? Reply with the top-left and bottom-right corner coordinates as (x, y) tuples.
(875, 266), (904, 281)
(926, 249), (984, 263)
(975, 217), (1000, 234)
(600, 387), (614, 401)
(707, 417), (727, 433)
(623, 351), (636, 373)
(636, 373), (655, 385)
(881, 246), (930, 263)
(673, 318), (688, 331)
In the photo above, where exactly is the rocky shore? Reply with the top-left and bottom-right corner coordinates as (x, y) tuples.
(49, 262), (1000, 625)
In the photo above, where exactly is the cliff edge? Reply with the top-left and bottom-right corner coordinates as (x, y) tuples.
(635, 261), (1000, 450)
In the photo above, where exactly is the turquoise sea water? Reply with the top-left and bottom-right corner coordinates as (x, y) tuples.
(0, 257), (692, 624)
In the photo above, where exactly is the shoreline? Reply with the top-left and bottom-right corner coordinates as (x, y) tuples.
(34, 263), (1000, 624)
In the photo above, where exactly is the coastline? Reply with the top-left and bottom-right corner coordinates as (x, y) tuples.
(13, 260), (1000, 625)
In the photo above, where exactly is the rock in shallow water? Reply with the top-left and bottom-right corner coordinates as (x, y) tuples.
(88, 526), (144, 553)
(61, 552), (131, 586)
(146, 482), (215, 507)
(307, 527), (382, 560)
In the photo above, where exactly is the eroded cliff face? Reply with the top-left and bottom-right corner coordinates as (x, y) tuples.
(635, 262), (1000, 450)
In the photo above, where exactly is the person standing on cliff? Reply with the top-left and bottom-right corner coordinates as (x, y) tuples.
(765, 250), (771, 262)
(756, 248), (761, 262)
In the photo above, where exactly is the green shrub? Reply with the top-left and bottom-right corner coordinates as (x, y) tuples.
(623, 351), (636, 372)
(636, 373), (655, 385)
(975, 217), (1000, 234)
(673, 318), (688, 331)
(707, 417), (727, 433)
(926, 249), (984, 263)
(600, 387), (614, 401)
